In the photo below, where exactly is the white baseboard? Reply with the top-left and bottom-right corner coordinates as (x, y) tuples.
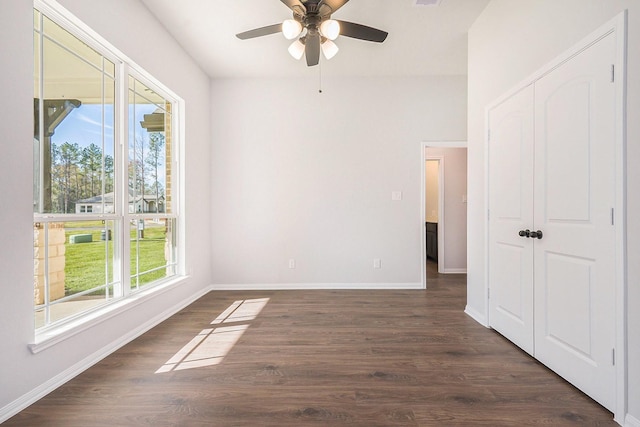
(211, 282), (424, 290)
(626, 414), (640, 427)
(442, 268), (467, 274)
(464, 304), (489, 327)
(0, 285), (210, 424)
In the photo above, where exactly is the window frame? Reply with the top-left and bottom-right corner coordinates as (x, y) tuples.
(32, 0), (185, 343)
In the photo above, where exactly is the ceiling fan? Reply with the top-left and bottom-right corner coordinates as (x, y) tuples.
(236, 0), (388, 67)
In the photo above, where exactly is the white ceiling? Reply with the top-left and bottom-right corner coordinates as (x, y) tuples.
(140, 0), (490, 79)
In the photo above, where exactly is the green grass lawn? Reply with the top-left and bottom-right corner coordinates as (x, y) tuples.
(64, 221), (169, 295)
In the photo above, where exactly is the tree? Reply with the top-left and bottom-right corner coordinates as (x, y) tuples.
(57, 142), (80, 213)
(50, 142), (63, 212)
(129, 135), (146, 202)
(81, 143), (102, 198)
(145, 132), (165, 212)
(104, 154), (114, 194)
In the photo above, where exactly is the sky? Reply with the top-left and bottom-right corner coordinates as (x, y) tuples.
(53, 102), (159, 142)
(50, 101), (167, 189)
(52, 101), (161, 156)
(52, 103), (114, 153)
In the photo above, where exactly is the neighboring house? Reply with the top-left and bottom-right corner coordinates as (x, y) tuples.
(75, 192), (115, 214)
(131, 194), (165, 213)
(75, 191), (165, 214)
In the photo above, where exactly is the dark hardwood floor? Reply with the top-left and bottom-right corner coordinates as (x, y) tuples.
(6, 261), (616, 426)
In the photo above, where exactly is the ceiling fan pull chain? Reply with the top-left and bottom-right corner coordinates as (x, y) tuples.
(318, 58), (323, 94)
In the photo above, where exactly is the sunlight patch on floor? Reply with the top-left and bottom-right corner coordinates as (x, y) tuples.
(212, 297), (269, 324)
(156, 298), (269, 374)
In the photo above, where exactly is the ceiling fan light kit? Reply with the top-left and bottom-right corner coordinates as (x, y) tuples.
(236, 0), (388, 67)
(288, 38), (306, 59)
(282, 19), (303, 39)
(319, 19), (340, 40)
(321, 38), (339, 59)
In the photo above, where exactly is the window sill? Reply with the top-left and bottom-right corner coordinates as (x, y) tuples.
(29, 275), (189, 354)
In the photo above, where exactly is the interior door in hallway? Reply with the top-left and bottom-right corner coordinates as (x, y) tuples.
(487, 85), (535, 355)
(532, 32), (617, 411)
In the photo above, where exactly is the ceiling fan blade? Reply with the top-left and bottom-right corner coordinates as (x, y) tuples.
(236, 23), (282, 40)
(305, 33), (321, 66)
(321, 0), (349, 14)
(280, 0), (306, 13)
(336, 20), (388, 43)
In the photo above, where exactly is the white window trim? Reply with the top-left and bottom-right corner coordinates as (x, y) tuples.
(32, 0), (186, 346)
(29, 276), (190, 353)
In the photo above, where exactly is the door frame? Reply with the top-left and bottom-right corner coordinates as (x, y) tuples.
(421, 141), (467, 289)
(483, 11), (627, 421)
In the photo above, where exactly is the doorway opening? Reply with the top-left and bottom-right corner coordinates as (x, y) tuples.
(421, 142), (468, 289)
(425, 157), (443, 276)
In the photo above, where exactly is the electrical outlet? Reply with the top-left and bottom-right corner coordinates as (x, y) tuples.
(288, 259), (296, 269)
(373, 258), (381, 269)
(391, 191), (402, 201)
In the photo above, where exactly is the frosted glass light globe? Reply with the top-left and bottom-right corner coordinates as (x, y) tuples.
(320, 19), (340, 40)
(321, 39), (339, 60)
(282, 19), (303, 40)
(288, 39), (305, 60)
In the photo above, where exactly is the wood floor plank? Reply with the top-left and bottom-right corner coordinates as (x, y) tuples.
(5, 263), (616, 426)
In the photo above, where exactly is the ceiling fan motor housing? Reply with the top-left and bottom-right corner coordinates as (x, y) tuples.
(303, 13), (322, 35)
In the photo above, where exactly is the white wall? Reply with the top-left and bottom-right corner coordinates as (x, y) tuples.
(467, 0), (640, 423)
(0, 0), (211, 419)
(210, 76), (467, 287)
(425, 160), (439, 223)
(425, 147), (467, 272)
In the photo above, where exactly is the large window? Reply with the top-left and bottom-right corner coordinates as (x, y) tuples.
(33, 4), (181, 331)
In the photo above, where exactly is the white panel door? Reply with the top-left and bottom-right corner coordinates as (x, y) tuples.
(533, 33), (617, 411)
(488, 86), (535, 355)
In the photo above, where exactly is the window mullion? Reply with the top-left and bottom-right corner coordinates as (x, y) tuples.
(120, 62), (131, 297)
(37, 14), (45, 214)
(43, 223), (50, 326)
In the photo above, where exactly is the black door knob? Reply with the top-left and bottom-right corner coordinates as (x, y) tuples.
(530, 230), (543, 239)
(519, 229), (530, 238)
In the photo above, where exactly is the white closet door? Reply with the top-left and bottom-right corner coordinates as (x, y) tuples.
(533, 33), (617, 411)
(488, 85), (535, 355)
